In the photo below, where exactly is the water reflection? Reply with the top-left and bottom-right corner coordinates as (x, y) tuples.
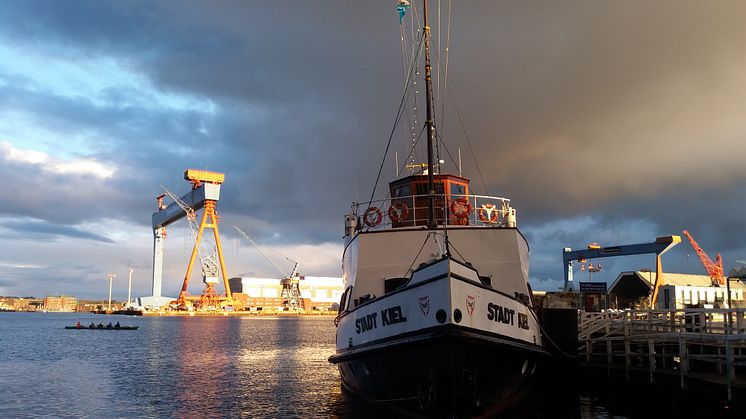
(0, 313), (670, 418)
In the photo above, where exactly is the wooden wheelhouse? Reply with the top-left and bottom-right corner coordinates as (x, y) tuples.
(388, 173), (470, 227)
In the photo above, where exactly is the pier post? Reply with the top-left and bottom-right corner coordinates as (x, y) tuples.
(648, 339), (656, 383)
(624, 312), (631, 379)
(606, 325), (612, 376)
(725, 338), (735, 401)
(678, 336), (688, 390)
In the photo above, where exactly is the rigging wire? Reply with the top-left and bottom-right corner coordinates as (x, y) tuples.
(438, 0), (452, 139)
(399, 8), (420, 169)
(403, 233), (432, 278)
(366, 30), (425, 208)
(402, 2), (423, 171)
(233, 225), (294, 278)
(446, 81), (490, 196)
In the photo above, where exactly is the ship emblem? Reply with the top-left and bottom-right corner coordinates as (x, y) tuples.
(418, 296), (430, 316)
(466, 295), (476, 316)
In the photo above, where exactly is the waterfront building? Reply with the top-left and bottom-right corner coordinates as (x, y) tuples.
(228, 276), (344, 310)
(42, 295), (78, 312)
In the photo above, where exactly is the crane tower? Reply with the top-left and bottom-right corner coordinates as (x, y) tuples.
(141, 169), (233, 310)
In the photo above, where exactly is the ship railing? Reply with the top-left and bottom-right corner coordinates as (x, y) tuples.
(351, 193), (514, 231)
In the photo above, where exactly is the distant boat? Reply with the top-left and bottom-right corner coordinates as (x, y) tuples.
(113, 307), (144, 316)
(65, 325), (139, 330)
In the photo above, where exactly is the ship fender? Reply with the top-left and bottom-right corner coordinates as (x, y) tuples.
(450, 198), (471, 219)
(478, 204), (499, 223)
(387, 201), (409, 223)
(363, 207), (383, 227)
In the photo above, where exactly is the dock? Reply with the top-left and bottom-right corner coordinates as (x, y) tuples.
(578, 308), (746, 402)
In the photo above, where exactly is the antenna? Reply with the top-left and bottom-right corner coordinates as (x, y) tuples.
(458, 148), (462, 176)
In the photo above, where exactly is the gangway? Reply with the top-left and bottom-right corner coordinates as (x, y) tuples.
(563, 236), (681, 305)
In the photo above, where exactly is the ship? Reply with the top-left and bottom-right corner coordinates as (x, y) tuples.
(328, 1), (549, 415)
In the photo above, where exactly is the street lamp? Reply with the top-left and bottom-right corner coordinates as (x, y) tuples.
(107, 273), (116, 312)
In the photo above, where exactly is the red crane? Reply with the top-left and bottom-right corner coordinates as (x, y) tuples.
(682, 230), (725, 286)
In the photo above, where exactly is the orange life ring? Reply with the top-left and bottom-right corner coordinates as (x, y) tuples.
(478, 204), (499, 223)
(450, 198), (471, 219)
(363, 207), (383, 227)
(388, 201), (410, 223)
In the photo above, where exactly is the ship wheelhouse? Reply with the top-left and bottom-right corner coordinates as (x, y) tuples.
(389, 174), (470, 227)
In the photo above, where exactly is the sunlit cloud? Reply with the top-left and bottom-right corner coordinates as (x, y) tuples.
(0, 141), (115, 179)
(0, 262), (44, 269)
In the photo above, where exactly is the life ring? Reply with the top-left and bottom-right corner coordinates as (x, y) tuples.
(363, 207), (383, 227)
(450, 198), (471, 219)
(388, 201), (410, 223)
(478, 204), (499, 224)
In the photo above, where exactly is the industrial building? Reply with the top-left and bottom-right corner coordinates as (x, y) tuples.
(228, 276), (344, 310)
(608, 271), (746, 309)
(42, 295), (78, 312)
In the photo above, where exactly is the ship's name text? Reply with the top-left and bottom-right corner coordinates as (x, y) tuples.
(487, 302), (529, 330)
(355, 305), (408, 334)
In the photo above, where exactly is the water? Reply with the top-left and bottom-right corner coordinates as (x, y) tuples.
(0, 313), (355, 418)
(0, 313), (736, 418)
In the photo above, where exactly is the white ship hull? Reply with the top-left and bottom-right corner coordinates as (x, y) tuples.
(330, 227), (548, 414)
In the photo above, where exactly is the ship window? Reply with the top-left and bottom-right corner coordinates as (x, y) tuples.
(450, 183), (466, 197)
(338, 286), (352, 314)
(479, 276), (492, 287)
(393, 184), (410, 198)
(415, 182), (444, 196)
(384, 277), (408, 293)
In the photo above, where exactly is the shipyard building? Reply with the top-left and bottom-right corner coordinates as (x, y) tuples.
(608, 271), (746, 309)
(228, 276), (344, 310)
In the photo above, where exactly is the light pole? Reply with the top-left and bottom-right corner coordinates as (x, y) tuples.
(107, 273), (116, 312)
(127, 268), (133, 307)
(726, 276), (733, 333)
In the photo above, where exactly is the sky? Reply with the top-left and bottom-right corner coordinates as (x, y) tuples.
(0, 1), (744, 300)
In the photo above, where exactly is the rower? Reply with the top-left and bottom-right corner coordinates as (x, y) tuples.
(114, 321), (120, 329)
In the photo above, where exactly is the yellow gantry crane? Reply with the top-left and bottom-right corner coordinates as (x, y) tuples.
(151, 170), (234, 310)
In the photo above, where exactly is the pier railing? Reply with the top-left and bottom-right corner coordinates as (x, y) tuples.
(578, 308), (746, 400)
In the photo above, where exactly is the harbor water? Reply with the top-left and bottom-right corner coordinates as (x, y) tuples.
(0, 312), (735, 418)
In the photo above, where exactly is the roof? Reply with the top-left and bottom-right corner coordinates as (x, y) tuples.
(610, 271), (746, 293)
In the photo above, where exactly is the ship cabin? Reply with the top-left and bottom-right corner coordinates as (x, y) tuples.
(389, 173), (471, 227)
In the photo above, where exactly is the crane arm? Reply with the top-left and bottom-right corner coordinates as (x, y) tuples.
(563, 236), (680, 293)
(233, 225), (295, 278)
(682, 230), (725, 286)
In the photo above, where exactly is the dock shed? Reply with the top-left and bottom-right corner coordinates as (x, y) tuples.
(608, 271), (746, 309)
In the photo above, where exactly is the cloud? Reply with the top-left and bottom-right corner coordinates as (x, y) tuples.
(0, 141), (115, 178)
(0, 1), (745, 297)
(0, 218), (115, 243)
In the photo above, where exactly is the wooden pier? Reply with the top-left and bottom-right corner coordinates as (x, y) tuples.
(578, 308), (746, 402)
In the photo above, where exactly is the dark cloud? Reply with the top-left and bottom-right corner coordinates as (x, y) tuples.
(0, 1), (745, 297)
(1, 219), (114, 243)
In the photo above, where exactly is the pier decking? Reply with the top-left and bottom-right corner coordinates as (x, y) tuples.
(579, 308), (746, 401)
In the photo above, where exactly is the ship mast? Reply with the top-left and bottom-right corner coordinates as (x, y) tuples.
(423, 0), (436, 229)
